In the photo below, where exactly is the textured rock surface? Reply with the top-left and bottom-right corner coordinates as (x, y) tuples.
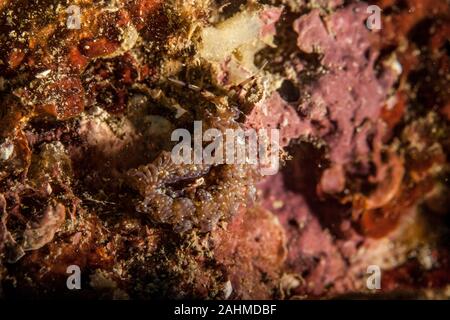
(0, 0), (449, 299)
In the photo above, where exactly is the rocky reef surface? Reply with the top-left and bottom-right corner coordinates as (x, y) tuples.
(0, 0), (449, 299)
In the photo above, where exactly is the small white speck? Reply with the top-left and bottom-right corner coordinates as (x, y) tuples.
(36, 69), (52, 79)
(223, 280), (233, 299)
(0, 141), (14, 161)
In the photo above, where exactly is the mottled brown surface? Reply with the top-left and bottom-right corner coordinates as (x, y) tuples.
(0, 0), (449, 299)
